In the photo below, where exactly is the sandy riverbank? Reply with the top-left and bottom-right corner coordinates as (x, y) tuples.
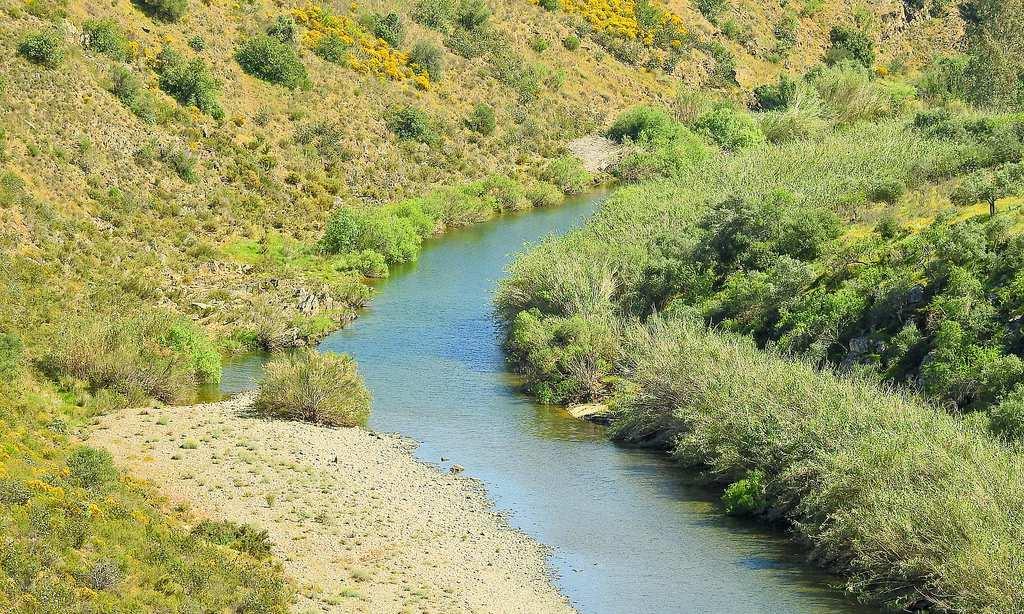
(88, 393), (574, 614)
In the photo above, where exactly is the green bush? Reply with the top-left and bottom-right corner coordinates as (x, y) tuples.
(83, 19), (129, 59)
(562, 35), (580, 51)
(529, 35), (550, 53)
(465, 103), (496, 135)
(825, 25), (874, 67)
(157, 48), (223, 119)
(385, 105), (435, 142)
(41, 312), (220, 404)
(0, 332), (22, 382)
(134, 0), (188, 22)
(109, 65), (158, 123)
(159, 145), (197, 182)
(65, 446), (118, 491)
(372, 12), (405, 47)
(266, 15), (297, 44)
(332, 249), (389, 278)
(918, 54), (971, 104)
(18, 31), (66, 68)
(721, 470), (766, 515)
(606, 106), (676, 143)
(696, 0), (727, 22)
(409, 41), (444, 81)
(313, 33), (349, 63)
(989, 387), (1024, 442)
(539, 0), (559, 9)
(457, 0), (491, 30)
(541, 156), (591, 195)
(188, 35), (206, 51)
(692, 106), (765, 150)
(235, 35), (309, 89)
(321, 205), (425, 264)
(752, 74), (797, 111)
(526, 182), (564, 208)
(253, 349), (371, 427)
(191, 520), (273, 559)
(412, 0), (457, 31)
(164, 322), (222, 384)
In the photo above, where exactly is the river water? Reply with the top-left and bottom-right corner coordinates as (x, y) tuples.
(219, 192), (867, 613)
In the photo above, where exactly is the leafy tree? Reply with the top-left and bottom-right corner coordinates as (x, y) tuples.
(952, 165), (1023, 216)
(960, 0), (1024, 108)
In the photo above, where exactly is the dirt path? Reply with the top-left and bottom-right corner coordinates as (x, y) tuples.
(88, 393), (575, 614)
(568, 135), (623, 173)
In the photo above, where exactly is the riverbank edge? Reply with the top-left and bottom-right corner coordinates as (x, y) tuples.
(87, 391), (577, 613)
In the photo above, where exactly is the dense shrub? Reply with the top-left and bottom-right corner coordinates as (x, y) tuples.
(236, 35), (309, 89)
(0, 331), (22, 382)
(721, 470), (766, 515)
(692, 106), (765, 150)
(134, 0), (188, 22)
(41, 313), (221, 404)
(825, 26), (874, 67)
(409, 41), (444, 81)
(539, 0), (559, 9)
(83, 19), (129, 59)
(918, 54), (971, 104)
(465, 103), (496, 135)
(752, 75), (797, 111)
(372, 12), (405, 47)
(18, 30), (65, 68)
(253, 349), (371, 427)
(541, 156), (592, 195)
(385, 105), (435, 142)
(157, 47), (223, 119)
(607, 106), (709, 181)
(696, 0), (727, 22)
(191, 520), (273, 559)
(266, 15), (297, 43)
(457, 0), (491, 30)
(607, 106), (676, 143)
(313, 32), (349, 63)
(66, 446), (118, 491)
(321, 205), (424, 264)
(413, 0), (457, 31)
(562, 35), (580, 51)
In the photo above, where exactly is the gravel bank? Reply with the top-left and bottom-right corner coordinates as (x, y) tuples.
(88, 393), (574, 614)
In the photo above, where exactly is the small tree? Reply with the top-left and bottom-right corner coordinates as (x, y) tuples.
(952, 166), (1022, 216)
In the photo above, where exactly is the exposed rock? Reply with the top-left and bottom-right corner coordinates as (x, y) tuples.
(567, 135), (623, 174)
(450, 464), (465, 474)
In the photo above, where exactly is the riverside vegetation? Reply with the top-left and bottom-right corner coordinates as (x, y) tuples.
(0, 0), (1006, 610)
(496, 1), (1024, 611)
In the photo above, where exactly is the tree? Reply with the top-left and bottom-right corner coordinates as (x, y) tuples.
(951, 165), (1022, 216)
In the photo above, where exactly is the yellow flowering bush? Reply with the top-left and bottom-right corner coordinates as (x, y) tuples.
(292, 3), (431, 86)
(529, 0), (687, 58)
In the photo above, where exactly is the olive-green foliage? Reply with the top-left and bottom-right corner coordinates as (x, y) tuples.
(372, 12), (405, 48)
(134, 0), (188, 22)
(191, 520), (273, 559)
(40, 312), (221, 405)
(562, 35), (580, 51)
(696, 0), (727, 22)
(457, 0), (491, 30)
(825, 25), (874, 67)
(692, 106), (765, 150)
(465, 103), (496, 135)
(409, 41), (444, 81)
(606, 107), (710, 182)
(83, 19), (129, 59)
(321, 204), (424, 264)
(313, 32), (349, 63)
(236, 35), (309, 89)
(385, 105), (435, 142)
(610, 318), (1024, 612)
(266, 15), (297, 44)
(541, 156), (591, 195)
(156, 47), (223, 119)
(0, 331), (23, 382)
(188, 34), (206, 51)
(809, 62), (912, 126)
(961, 0), (1024, 108)
(0, 381), (289, 612)
(17, 30), (66, 68)
(253, 349), (371, 427)
(918, 54), (972, 104)
(158, 144), (197, 182)
(606, 106), (676, 143)
(412, 0), (457, 31)
(988, 387), (1024, 442)
(539, 0), (559, 10)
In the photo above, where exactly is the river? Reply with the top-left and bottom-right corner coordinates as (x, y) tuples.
(218, 191), (867, 613)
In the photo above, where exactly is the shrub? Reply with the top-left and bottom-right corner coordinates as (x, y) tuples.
(235, 35), (309, 89)
(159, 144), (197, 182)
(752, 74), (797, 111)
(539, 0), (559, 9)
(66, 446), (119, 491)
(321, 205), (424, 264)
(562, 35), (580, 51)
(385, 105), (435, 142)
(253, 349), (371, 427)
(134, 0), (188, 22)
(705, 42), (737, 86)
(465, 103), (496, 135)
(333, 249), (389, 278)
(606, 106), (676, 143)
(83, 19), (129, 59)
(825, 25), (874, 67)
(692, 106), (765, 150)
(156, 47), (222, 118)
(526, 182), (564, 208)
(313, 33), (349, 63)
(164, 322), (222, 384)
(918, 54), (971, 104)
(0, 332), (22, 382)
(409, 41), (444, 81)
(413, 0), (457, 31)
(529, 35), (550, 53)
(810, 62), (896, 126)
(372, 12), (405, 48)
(721, 470), (766, 515)
(457, 0), (491, 30)
(266, 15), (297, 44)
(192, 520), (273, 558)
(18, 31), (65, 68)
(696, 0), (727, 22)
(541, 156), (591, 195)
(41, 312), (219, 404)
